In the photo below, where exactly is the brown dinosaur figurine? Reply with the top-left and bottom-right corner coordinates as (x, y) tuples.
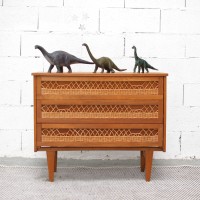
(35, 45), (94, 73)
(82, 43), (127, 73)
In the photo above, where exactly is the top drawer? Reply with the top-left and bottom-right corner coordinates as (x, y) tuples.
(35, 76), (164, 100)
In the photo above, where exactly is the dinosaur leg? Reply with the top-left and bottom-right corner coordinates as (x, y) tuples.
(144, 62), (149, 73)
(48, 65), (54, 73)
(66, 66), (72, 73)
(101, 68), (104, 73)
(107, 69), (110, 73)
(93, 65), (98, 73)
(109, 67), (115, 73)
(133, 64), (137, 73)
(142, 66), (145, 73)
(56, 65), (62, 73)
(138, 66), (141, 73)
(108, 63), (115, 73)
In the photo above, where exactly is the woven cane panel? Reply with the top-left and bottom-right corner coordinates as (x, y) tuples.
(41, 128), (158, 143)
(41, 105), (158, 119)
(41, 81), (159, 95)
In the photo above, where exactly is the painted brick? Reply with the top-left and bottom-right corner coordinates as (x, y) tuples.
(21, 32), (83, 57)
(125, 34), (185, 58)
(184, 84), (200, 106)
(0, 57), (42, 81)
(181, 132), (200, 158)
(186, 0), (200, 8)
(0, 130), (21, 157)
(162, 9), (200, 34)
(100, 8), (160, 33)
(0, 106), (33, 130)
(81, 34), (124, 58)
(0, 81), (20, 105)
(64, 0), (124, 8)
(154, 132), (181, 159)
(21, 130), (41, 158)
(21, 81), (33, 106)
(4, 0), (63, 7)
(146, 58), (200, 84)
(0, 32), (20, 56)
(167, 107), (200, 132)
(125, 0), (185, 8)
(186, 35), (200, 58)
(0, 7), (38, 31)
(39, 7), (99, 33)
(168, 82), (183, 107)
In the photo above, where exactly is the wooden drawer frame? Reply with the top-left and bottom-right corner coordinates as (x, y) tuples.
(32, 73), (167, 182)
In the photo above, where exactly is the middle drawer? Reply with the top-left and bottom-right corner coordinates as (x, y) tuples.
(37, 99), (163, 124)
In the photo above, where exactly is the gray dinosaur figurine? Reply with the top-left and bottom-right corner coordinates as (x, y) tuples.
(35, 45), (93, 73)
(82, 43), (127, 73)
(132, 46), (158, 73)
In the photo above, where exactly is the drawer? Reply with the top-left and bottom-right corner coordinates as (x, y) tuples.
(37, 99), (163, 124)
(36, 124), (163, 148)
(36, 76), (163, 100)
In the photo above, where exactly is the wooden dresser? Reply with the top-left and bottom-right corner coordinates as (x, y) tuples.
(32, 72), (167, 182)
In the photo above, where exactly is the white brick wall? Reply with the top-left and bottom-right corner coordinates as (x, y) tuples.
(0, 0), (200, 160)
(100, 8), (160, 33)
(125, 0), (185, 8)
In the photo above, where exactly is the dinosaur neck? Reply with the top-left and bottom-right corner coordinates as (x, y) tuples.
(37, 46), (51, 59)
(134, 48), (139, 60)
(84, 45), (97, 63)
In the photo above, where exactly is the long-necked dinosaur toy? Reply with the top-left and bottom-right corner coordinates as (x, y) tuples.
(82, 43), (127, 73)
(35, 45), (93, 73)
(132, 46), (158, 73)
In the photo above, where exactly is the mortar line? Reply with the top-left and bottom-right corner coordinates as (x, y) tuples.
(20, 35), (22, 56)
(20, 82), (22, 105)
(123, 37), (125, 56)
(159, 9), (161, 33)
(37, 8), (39, 30)
(21, 132), (23, 151)
(98, 9), (101, 33)
(183, 84), (185, 106)
(179, 132), (182, 154)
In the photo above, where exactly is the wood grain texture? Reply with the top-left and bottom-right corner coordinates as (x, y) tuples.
(32, 72), (168, 181)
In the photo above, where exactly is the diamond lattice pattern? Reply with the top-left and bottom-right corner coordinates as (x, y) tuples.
(41, 105), (159, 119)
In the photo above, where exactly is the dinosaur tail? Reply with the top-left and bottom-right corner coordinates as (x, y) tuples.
(147, 64), (158, 70)
(112, 63), (127, 71)
(71, 56), (94, 64)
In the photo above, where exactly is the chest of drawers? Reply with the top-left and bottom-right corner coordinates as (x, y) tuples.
(32, 72), (167, 182)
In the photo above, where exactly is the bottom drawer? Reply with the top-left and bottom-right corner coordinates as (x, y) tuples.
(36, 124), (163, 148)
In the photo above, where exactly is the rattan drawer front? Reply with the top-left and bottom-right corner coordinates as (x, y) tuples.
(36, 124), (163, 148)
(36, 76), (163, 100)
(37, 99), (163, 124)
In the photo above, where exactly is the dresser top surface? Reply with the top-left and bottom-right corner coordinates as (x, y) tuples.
(32, 72), (168, 77)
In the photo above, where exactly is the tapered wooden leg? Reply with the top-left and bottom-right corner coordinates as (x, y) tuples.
(54, 151), (57, 172)
(140, 151), (145, 172)
(145, 150), (153, 182)
(46, 151), (56, 182)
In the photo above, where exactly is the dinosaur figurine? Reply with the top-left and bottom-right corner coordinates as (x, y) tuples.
(82, 43), (127, 73)
(132, 46), (158, 73)
(35, 45), (94, 73)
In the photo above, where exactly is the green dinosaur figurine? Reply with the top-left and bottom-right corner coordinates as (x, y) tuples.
(132, 46), (158, 73)
(82, 43), (127, 73)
